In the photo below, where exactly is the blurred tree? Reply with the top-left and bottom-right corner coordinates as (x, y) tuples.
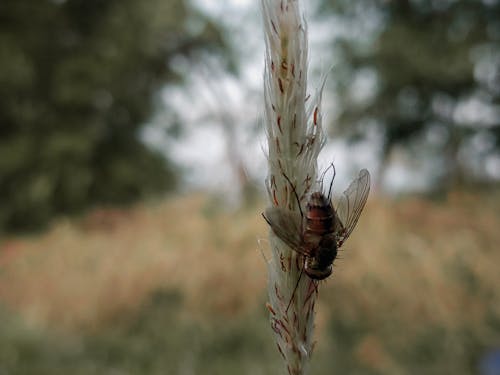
(0, 0), (225, 231)
(323, 0), (500, 192)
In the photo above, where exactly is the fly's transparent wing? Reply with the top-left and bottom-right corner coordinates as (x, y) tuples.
(263, 207), (305, 254)
(334, 169), (370, 247)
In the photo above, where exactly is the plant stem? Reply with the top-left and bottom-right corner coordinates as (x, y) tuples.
(261, 1), (326, 374)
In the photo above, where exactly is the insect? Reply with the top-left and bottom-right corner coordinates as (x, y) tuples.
(263, 166), (370, 308)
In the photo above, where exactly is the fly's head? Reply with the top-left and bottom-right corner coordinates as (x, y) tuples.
(304, 257), (333, 280)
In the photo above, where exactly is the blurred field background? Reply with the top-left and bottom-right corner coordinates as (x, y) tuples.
(1, 191), (499, 374)
(1, 0), (499, 374)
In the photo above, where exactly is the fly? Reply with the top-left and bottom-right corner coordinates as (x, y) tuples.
(263, 166), (370, 310)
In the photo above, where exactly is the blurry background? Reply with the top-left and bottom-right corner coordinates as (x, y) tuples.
(0, 0), (499, 374)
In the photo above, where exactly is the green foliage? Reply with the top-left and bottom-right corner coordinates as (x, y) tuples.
(0, 0), (224, 232)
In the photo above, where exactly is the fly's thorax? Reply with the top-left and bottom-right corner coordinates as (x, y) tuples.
(304, 236), (336, 280)
(304, 192), (335, 235)
(317, 234), (337, 263)
(302, 231), (322, 249)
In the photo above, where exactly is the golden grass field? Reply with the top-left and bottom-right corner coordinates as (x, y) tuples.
(0, 190), (499, 374)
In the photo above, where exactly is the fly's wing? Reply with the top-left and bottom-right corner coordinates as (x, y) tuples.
(263, 207), (305, 254)
(334, 169), (370, 247)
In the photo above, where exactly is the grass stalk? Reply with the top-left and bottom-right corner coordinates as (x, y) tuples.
(261, 1), (326, 373)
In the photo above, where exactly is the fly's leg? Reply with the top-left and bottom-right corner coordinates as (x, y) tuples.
(319, 163), (336, 201)
(285, 266), (305, 313)
(281, 172), (304, 219)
